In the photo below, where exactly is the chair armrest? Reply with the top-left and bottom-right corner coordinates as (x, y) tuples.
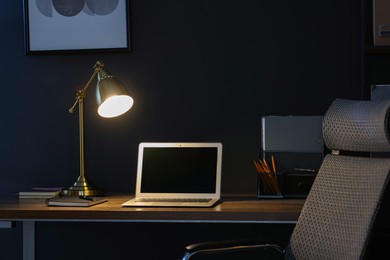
(183, 239), (285, 260)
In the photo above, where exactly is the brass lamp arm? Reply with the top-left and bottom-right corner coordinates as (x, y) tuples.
(69, 61), (105, 114)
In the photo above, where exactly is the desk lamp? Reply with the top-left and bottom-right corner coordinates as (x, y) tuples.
(62, 61), (134, 196)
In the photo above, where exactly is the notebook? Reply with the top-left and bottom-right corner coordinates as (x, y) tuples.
(122, 142), (222, 207)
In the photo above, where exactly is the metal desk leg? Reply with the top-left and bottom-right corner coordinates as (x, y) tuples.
(23, 221), (35, 260)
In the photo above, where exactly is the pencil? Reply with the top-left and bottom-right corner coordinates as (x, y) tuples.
(258, 159), (268, 173)
(271, 155), (276, 173)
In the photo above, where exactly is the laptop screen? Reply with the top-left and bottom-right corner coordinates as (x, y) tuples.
(139, 145), (220, 194)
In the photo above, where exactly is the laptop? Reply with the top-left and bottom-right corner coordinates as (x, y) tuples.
(122, 142), (222, 207)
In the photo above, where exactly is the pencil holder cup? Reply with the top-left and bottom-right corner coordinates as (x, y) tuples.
(257, 172), (284, 198)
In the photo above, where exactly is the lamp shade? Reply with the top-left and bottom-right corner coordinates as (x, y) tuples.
(96, 69), (134, 118)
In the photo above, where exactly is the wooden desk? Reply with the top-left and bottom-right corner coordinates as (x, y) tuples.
(0, 195), (304, 260)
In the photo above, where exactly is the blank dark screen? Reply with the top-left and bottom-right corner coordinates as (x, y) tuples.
(140, 147), (218, 193)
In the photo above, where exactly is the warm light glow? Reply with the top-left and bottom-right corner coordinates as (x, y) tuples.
(98, 95), (134, 118)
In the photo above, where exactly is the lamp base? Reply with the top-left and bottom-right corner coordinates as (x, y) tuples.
(61, 175), (104, 196)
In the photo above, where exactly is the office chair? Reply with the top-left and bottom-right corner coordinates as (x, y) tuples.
(182, 98), (390, 260)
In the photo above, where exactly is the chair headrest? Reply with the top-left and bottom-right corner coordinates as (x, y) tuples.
(323, 99), (390, 152)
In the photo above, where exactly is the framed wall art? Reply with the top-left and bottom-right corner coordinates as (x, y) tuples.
(23, 0), (130, 54)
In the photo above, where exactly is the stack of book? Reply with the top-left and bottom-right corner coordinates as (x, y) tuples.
(46, 196), (108, 207)
(18, 187), (63, 199)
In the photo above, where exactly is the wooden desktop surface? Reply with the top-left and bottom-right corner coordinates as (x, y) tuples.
(0, 195), (304, 223)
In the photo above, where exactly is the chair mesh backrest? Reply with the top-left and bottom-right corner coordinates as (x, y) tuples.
(285, 99), (390, 260)
(322, 98), (390, 152)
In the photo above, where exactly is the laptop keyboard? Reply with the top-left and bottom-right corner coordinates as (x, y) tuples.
(135, 198), (212, 203)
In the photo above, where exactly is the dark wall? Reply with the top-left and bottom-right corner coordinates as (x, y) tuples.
(0, 0), (361, 196)
(1, 0), (361, 259)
